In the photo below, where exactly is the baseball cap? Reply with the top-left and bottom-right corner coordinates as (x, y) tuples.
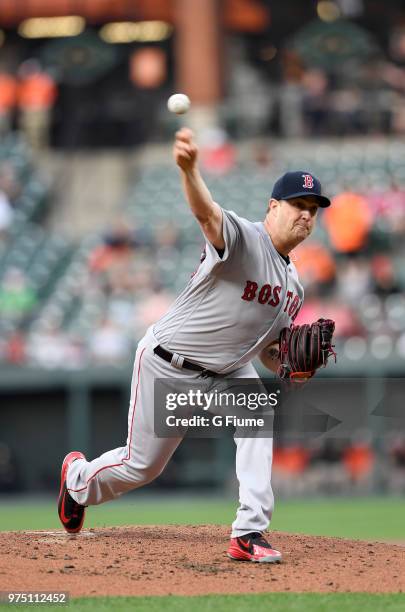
(271, 171), (331, 208)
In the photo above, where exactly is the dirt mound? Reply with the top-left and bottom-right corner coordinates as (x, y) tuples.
(1, 525), (404, 597)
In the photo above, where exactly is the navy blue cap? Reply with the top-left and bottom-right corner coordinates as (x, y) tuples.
(271, 171), (331, 208)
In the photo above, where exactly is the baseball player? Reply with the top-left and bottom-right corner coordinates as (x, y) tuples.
(58, 128), (331, 563)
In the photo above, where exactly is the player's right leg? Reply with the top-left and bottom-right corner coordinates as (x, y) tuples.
(58, 328), (188, 530)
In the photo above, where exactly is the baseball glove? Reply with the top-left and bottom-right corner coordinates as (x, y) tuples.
(277, 318), (336, 382)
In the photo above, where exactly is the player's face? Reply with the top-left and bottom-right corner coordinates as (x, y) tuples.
(283, 196), (319, 240)
(275, 196), (319, 243)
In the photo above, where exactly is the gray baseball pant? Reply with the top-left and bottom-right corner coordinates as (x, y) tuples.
(66, 327), (275, 537)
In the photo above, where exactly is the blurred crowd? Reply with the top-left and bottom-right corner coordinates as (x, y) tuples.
(228, 10), (405, 139)
(0, 60), (57, 150)
(267, 57), (405, 139)
(0, 216), (177, 369)
(0, 8), (404, 147)
(1, 145), (405, 369)
(271, 431), (405, 497)
(0, 159), (21, 241)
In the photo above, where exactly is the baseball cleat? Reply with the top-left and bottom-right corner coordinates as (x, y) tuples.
(58, 451), (86, 534)
(227, 532), (282, 563)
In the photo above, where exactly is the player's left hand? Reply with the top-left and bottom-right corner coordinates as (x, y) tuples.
(277, 318), (337, 382)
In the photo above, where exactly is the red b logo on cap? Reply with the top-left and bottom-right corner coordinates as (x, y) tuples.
(302, 174), (314, 189)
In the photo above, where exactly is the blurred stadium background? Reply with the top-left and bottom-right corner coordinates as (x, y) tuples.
(0, 0), (405, 503)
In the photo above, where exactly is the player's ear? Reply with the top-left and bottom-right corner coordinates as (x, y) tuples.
(268, 198), (279, 214)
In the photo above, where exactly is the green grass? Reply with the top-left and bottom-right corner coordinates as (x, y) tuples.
(0, 496), (404, 540)
(2, 594), (405, 612)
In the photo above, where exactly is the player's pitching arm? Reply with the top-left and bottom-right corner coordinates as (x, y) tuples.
(173, 128), (225, 250)
(259, 341), (281, 374)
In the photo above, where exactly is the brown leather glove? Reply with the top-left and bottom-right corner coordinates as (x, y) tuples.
(277, 318), (337, 382)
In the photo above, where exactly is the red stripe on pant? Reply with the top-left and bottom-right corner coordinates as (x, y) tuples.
(68, 347), (146, 493)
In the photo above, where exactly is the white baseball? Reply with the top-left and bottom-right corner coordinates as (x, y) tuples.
(167, 93), (191, 115)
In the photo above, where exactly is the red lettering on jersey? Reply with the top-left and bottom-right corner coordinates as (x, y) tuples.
(241, 280), (258, 301)
(284, 290), (293, 312)
(268, 285), (281, 307)
(241, 282), (295, 312)
(291, 300), (302, 321)
(302, 174), (314, 189)
(258, 284), (272, 304)
(288, 295), (300, 317)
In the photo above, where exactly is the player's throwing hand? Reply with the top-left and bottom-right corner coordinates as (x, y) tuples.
(173, 128), (198, 173)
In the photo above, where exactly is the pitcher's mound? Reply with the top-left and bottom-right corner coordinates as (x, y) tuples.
(2, 525), (404, 597)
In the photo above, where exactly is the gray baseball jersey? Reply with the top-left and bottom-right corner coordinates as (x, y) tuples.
(154, 208), (304, 372)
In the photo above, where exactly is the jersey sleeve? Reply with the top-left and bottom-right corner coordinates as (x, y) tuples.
(203, 208), (240, 265)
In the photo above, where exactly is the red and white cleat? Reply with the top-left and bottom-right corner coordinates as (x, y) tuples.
(58, 451), (86, 534)
(227, 532), (282, 563)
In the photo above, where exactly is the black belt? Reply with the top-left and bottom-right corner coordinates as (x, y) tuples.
(153, 345), (218, 378)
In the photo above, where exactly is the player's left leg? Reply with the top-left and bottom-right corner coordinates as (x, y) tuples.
(225, 363), (280, 562)
(232, 433), (274, 537)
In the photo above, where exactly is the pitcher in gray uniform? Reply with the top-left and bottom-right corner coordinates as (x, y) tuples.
(58, 128), (331, 563)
